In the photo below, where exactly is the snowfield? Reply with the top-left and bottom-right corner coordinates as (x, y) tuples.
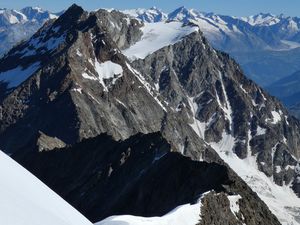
(96, 199), (203, 225)
(0, 150), (92, 225)
(123, 21), (199, 60)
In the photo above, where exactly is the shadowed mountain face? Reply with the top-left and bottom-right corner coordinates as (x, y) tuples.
(16, 132), (226, 221)
(16, 132), (280, 225)
(0, 4), (298, 224)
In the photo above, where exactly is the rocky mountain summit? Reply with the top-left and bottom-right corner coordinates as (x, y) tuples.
(0, 4), (299, 225)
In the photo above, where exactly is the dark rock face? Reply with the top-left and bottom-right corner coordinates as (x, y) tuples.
(199, 190), (280, 225)
(293, 163), (300, 197)
(199, 192), (243, 225)
(15, 132), (225, 221)
(133, 31), (300, 187)
(0, 5), (214, 166)
(0, 5), (165, 154)
(16, 132), (280, 225)
(94, 9), (143, 50)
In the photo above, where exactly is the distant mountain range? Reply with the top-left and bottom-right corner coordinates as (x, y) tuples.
(124, 6), (300, 51)
(2, 6), (300, 87)
(0, 7), (61, 56)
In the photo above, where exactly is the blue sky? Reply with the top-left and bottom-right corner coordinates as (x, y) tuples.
(1, 0), (300, 17)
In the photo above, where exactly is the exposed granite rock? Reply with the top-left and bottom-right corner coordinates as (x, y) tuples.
(199, 192), (243, 225)
(37, 131), (66, 152)
(94, 9), (143, 50)
(199, 189), (280, 225)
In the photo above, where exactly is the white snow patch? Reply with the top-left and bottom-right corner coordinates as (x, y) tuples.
(270, 111), (282, 124)
(86, 92), (101, 105)
(228, 195), (242, 218)
(239, 85), (248, 94)
(72, 88), (83, 94)
(285, 115), (289, 125)
(215, 71), (233, 128)
(95, 60), (123, 82)
(259, 89), (267, 101)
(0, 62), (40, 88)
(187, 96), (206, 139)
(275, 166), (282, 173)
(251, 99), (258, 107)
(0, 150), (92, 225)
(82, 72), (97, 81)
(256, 126), (266, 136)
(76, 49), (83, 57)
(285, 165), (295, 170)
(83, 59), (123, 92)
(96, 197), (203, 225)
(123, 22), (198, 60)
(126, 62), (167, 112)
(283, 136), (288, 144)
(115, 98), (127, 108)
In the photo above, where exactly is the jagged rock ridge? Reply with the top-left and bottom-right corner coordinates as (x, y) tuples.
(17, 132), (281, 225)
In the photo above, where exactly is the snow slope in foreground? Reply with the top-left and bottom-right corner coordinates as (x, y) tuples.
(96, 200), (202, 225)
(122, 22), (199, 60)
(0, 150), (92, 225)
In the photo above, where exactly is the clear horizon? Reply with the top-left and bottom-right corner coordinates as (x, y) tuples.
(1, 0), (300, 17)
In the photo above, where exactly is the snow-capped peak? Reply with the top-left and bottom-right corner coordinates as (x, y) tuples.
(168, 6), (200, 22)
(21, 6), (58, 21)
(122, 7), (167, 23)
(0, 8), (27, 25)
(0, 6), (58, 27)
(241, 13), (281, 26)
